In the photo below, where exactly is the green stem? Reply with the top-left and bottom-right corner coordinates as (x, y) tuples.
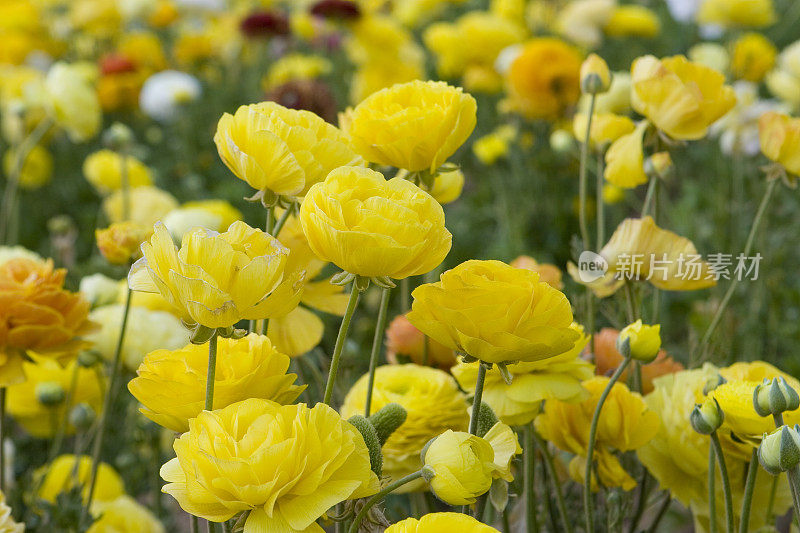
(205, 333), (219, 411)
(502, 509), (511, 533)
(709, 443), (717, 533)
(347, 471), (425, 533)
(531, 429), (571, 533)
(272, 203), (294, 237)
(710, 432), (735, 533)
(82, 286), (133, 522)
(191, 516), (199, 533)
(364, 287), (391, 417)
(584, 356), (632, 533)
(641, 176), (657, 217)
(773, 412), (784, 427)
(738, 448), (758, 533)
(400, 277), (410, 313)
(596, 150), (605, 251)
(786, 467), (800, 529)
(119, 150), (130, 221)
(525, 424), (539, 533)
(765, 475), (778, 524)
(265, 205), (274, 234)
(578, 94), (596, 251)
(49, 361), (81, 463)
(151, 431), (162, 518)
(207, 521), (216, 532)
(696, 179), (777, 360)
(646, 492), (672, 533)
(323, 284), (360, 405)
(627, 469), (650, 533)
(468, 363), (488, 436)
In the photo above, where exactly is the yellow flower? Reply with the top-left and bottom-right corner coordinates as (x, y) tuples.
(631, 55), (736, 140)
(503, 38), (583, 120)
(7, 357), (103, 438)
(262, 54), (332, 91)
(604, 5), (661, 38)
(87, 495), (164, 533)
(759, 111), (800, 176)
(181, 200), (242, 230)
(161, 399), (379, 531)
(766, 40), (800, 109)
(340, 80), (476, 173)
(688, 42), (731, 74)
(408, 260), (579, 364)
(350, 62), (425, 105)
(214, 101), (362, 200)
(483, 421), (523, 480)
(473, 125), (516, 165)
(103, 185), (178, 227)
(423, 430), (495, 505)
(386, 513), (498, 532)
(118, 32), (168, 72)
(568, 449), (637, 491)
(129, 334), (304, 432)
(509, 255), (564, 289)
(697, 0), (775, 29)
(299, 166), (452, 279)
(2, 144), (52, 189)
(38, 455), (124, 504)
(553, 0), (615, 49)
(580, 71), (632, 115)
(618, 320), (661, 362)
(83, 150), (152, 195)
(85, 304), (188, 371)
(731, 33), (777, 82)
(573, 113), (635, 150)
(341, 364), (469, 490)
(173, 32), (214, 67)
(580, 54), (611, 94)
(452, 323), (592, 425)
(128, 222), (294, 329)
(44, 62), (101, 142)
(0, 490), (23, 533)
(430, 168), (464, 204)
(568, 216), (717, 297)
(96, 222), (152, 265)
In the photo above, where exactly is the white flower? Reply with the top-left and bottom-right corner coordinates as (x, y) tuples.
(162, 207), (222, 240)
(711, 81), (789, 156)
(139, 71), (202, 122)
(665, 0), (701, 22)
(79, 273), (122, 308)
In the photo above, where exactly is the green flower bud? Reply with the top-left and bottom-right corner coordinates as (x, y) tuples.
(347, 415), (382, 476)
(758, 425), (800, 475)
(753, 377), (800, 417)
(690, 397), (724, 435)
(77, 350), (102, 368)
(102, 122), (134, 151)
(368, 403), (407, 446)
(35, 381), (65, 406)
(68, 403), (96, 431)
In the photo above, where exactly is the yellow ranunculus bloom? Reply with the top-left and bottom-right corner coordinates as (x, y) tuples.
(483, 421), (523, 480)
(44, 62), (101, 143)
(731, 33), (777, 82)
(37, 455), (124, 504)
(408, 260), (579, 364)
(88, 495), (164, 533)
(688, 42), (731, 74)
(472, 125), (517, 165)
(103, 185), (178, 227)
(161, 399), (379, 531)
(503, 38), (583, 120)
(618, 320), (661, 362)
(604, 5), (661, 38)
(128, 221), (295, 329)
(423, 429), (495, 505)
(453, 323), (592, 425)
(2, 144), (52, 189)
(340, 80), (476, 172)
(568, 216), (717, 297)
(631, 55), (736, 140)
(553, 0), (615, 49)
(759, 111), (800, 176)
(341, 364), (469, 491)
(299, 166), (452, 279)
(697, 0), (775, 29)
(95, 222), (152, 265)
(386, 513), (499, 532)
(83, 150), (153, 195)
(573, 113), (635, 150)
(214, 101), (362, 200)
(7, 357), (104, 438)
(129, 334), (304, 432)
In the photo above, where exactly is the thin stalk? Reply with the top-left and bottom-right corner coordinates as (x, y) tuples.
(207, 521), (216, 532)
(786, 467), (800, 529)
(272, 203), (294, 237)
(765, 475), (778, 524)
(82, 286), (133, 521)
(738, 448), (758, 533)
(578, 94), (597, 251)
(531, 429), (571, 533)
(502, 509), (511, 533)
(191, 516), (199, 533)
(364, 287), (391, 416)
(710, 433), (735, 533)
(709, 444), (717, 533)
(348, 471), (425, 533)
(623, 282), (637, 323)
(49, 361), (81, 463)
(696, 179), (777, 359)
(641, 177), (658, 217)
(468, 363), (488, 436)
(400, 277), (410, 313)
(525, 424), (539, 533)
(584, 356), (632, 533)
(323, 285), (360, 405)
(205, 333), (219, 411)
(151, 431), (162, 517)
(596, 150), (605, 250)
(0, 388), (5, 493)
(627, 469), (650, 533)
(646, 492), (672, 533)
(265, 205), (274, 234)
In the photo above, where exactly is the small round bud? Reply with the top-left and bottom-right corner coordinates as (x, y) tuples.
(690, 397), (724, 435)
(644, 151), (673, 180)
(580, 54), (612, 95)
(368, 403), (407, 446)
(102, 122), (135, 151)
(618, 320), (661, 362)
(754, 377), (800, 417)
(758, 425), (800, 475)
(78, 350), (102, 368)
(35, 381), (65, 406)
(549, 129), (574, 154)
(68, 403), (96, 431)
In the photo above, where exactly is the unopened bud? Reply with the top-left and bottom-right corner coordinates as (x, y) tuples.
(690, 397), (724, 435)
(368, 403), (407, 446)
(644, 152), (673, 180)
(69, 403), (96, 431)
(36, 381), (65, 406)
(580, 54), (612, 95)
(102, 122), (134, 151)
(618, 320), (661, 362)
(758, 425), (800, 475)
(754, 377), (800, 417)
(347, 415), (382, 476)
(703, 374), (727, 395)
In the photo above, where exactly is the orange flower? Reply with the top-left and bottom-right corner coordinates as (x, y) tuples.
(510, 255), (564, 289)
(0, 259), (94, 385)
(592, 327), (683, 393)
(385, 314), (456, 370)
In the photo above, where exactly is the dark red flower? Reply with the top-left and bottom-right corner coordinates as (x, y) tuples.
(309, 0), (361, 20)
(239, 10), (290, 39)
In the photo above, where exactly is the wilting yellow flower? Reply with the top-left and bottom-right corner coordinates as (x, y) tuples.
(509, 255), (564, 289)
(631, 55), (736, 140)
(44, 62), (101, 142)
(103, 185), (178, 227)
(603, 120), (648, 188)
(129, 334), (304, 432)
(386, 513), (498, 533)
(7, 357), (103, 438)
(83, 150), (152, 195)
(423, 430), (495, 505)
(161, 399), (379, 530)
(341, 364), (469, 490)
(504, 38), (583, 120)
(214, 101), (362, 200)
(604, 5), (660, 38)
(85, 304), (188, 371)
(0, 490), (23, 533)
(759, 111), (800, 176)
(88, 495), (164, 533)
(619, 320), (661, 362)
(95, 222), (151, 265)
(2, 144), (52, 189)
(473, 125), (517, 165)
(573, 113), (635, 150)
(300, 166), (452, 279)
(697, 0), (775, 29)
(341, 80), (476, 173)
(731, 33), (777, 82)
(409, 260), (579, 364)
(453, 323), (592, 425)
(568, 216), (717, 297)
(38, 455), (125, 504)
(128, 222), (294, 329)
(386, 314), (457, 370)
